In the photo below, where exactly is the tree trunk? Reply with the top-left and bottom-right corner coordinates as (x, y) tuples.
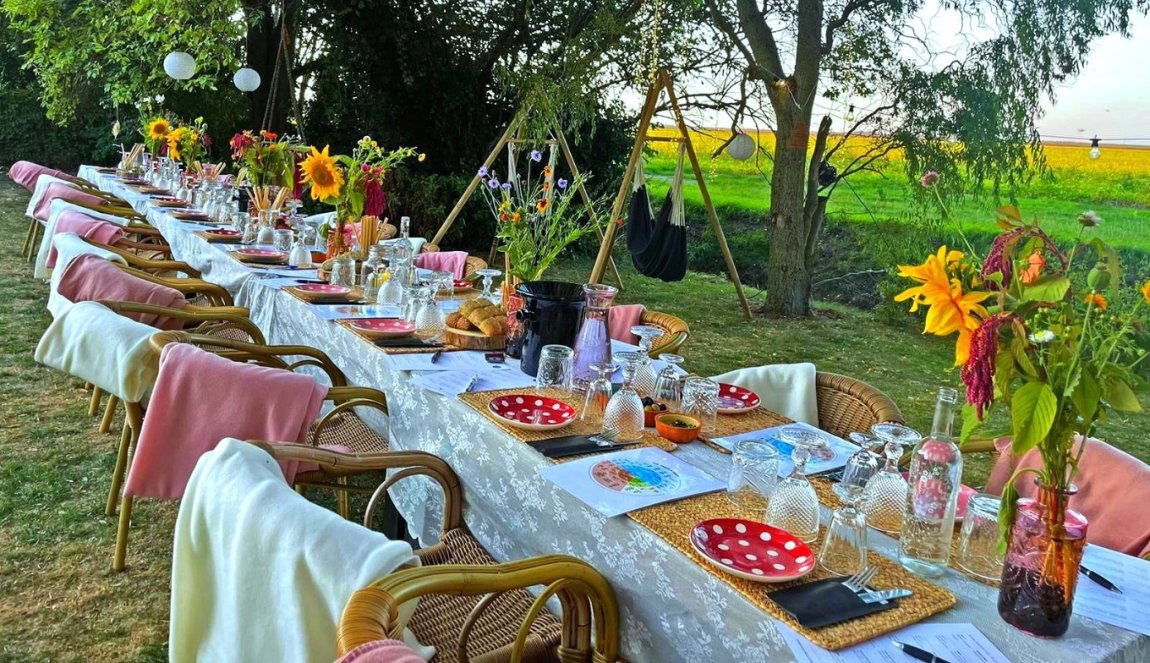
(765, 115), (812, 316)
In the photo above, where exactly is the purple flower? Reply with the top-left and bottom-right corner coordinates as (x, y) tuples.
(478, 166), (489, 177)
(487, 178), (500, 189)
(501, 182), (512, 190)
(557, 178), (569, 189)
(529, 150), (542, 162)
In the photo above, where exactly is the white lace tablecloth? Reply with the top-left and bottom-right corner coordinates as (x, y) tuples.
(80, 165), (1149, 662)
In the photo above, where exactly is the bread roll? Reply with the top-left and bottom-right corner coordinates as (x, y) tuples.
(458, 299), (484, 316)
(446, 312), (474, 330)
(478, 317), (505, 337)
(467, 307), (498, 324)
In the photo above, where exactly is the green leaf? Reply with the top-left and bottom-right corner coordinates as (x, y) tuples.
(1088, 238), (1123, 297)
(1020, 274), (1070, 303)
(960, 403), (981, 444)
(1011, 381), (1057, 455)
(1071, 369), (1101, 423)
(1101, 376), (1142, 413)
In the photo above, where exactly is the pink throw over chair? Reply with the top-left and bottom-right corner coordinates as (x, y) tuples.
(8, 160), (77, 191)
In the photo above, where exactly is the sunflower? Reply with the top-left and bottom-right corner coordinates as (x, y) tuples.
(166, 127), (188, 160)
(299, 145), (345, 201)
(147, 118), (171, 141)
(895, 245), (992, 365)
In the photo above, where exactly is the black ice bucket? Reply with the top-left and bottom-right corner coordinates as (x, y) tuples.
(515, 281), (585, 376)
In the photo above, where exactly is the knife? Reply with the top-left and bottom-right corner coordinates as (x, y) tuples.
(860, 588), (913, 604)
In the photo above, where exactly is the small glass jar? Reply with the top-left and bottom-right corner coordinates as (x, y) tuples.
(329, 256), (355, 287)
(273, 229), (295, 253)
(360, 245), (387, 300)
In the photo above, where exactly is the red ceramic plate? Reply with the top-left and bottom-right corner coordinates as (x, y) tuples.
(203, 228), (240, 237)
(717, 383), (762, 414)
(488, 394), (578, 431)
(349, 318), (415, 338)
(233, 248), (285, 263)
(453, 279), (473, 291)
(295, 283), (351, 295)
(690, 519), (815, 583)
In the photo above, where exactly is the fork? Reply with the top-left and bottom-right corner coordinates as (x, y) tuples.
(842, 566), (878, 594)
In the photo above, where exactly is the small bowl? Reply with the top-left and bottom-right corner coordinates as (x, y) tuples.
(644, 404), (669, 427)
(655, 413), (701, 444)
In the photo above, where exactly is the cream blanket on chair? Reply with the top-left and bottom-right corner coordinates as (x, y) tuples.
(170, 438), (433, 663)
(47, 233), (128, 318)
(34, 199), (130, 280)
(711, 362), (819, 425)
(33, 301), (159, 403)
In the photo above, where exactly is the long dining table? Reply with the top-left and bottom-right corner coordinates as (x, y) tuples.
(77, 165), (1150, 662)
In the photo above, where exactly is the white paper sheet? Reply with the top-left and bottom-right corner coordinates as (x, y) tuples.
(780, 622), (1009, 663)
(538, 447), (724, 518)
(386, 350), (506, 373)
(409, 368), (535, 398)
(710, 421), (860, 476)
(1074, 544), (1150, 636)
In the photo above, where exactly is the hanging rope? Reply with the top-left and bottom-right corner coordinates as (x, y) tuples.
(260, 4), (306, 141)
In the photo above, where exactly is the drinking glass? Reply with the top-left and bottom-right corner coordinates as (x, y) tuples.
(681, 377), (719, 434)
(765, 438), (821, 542)
(377, 270), (403, 305)
(820, 495), (868, 576)
(475, 268), (502, 300)
(273, 229), (294, 253)
(403, 285), (430, 323)
(288, 239), (313, 269)
(535, 345), (574, 393)
(580, 362), (615, 429)
(862, 440), (910, 534)
(834, 432), (882, 501)
(727, 440), (779, 510)
(629, 325), (662, 396)
(956, 494), (1004, 582)
(430, 270), (454, 298)
(652, 353), (684, 411)
(329, 256), (355, 287)
(414, 296), (447, 343)
(601, 352), (645, 442)
(232, 211), (251, 233)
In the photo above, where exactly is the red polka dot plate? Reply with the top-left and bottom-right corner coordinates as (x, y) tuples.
(690, 518), (815, 583)
(452, 279), (474, 291)
(349, 318), (416, 338)
(717, 383), (762, 414)
(488, 394), (578, 431)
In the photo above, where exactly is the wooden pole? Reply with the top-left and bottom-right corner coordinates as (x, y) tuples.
(554, 126), (623, 289)
(589, 83), (663, 284)
(429, 114), (521, 246)
(660, 70), (753, 320)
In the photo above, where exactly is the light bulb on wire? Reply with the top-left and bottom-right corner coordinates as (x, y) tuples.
(845, 104), (856, 124)
(1089, 136), (1101, 160)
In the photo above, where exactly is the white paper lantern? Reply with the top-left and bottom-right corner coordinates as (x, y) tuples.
(163, 51), (197, 80)
(726, 132), (756, 161)
(233, 67), (261, 92)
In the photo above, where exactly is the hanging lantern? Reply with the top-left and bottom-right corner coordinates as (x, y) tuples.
(233, 67), (261, 92)
(163, 51), (197, 80)
(726, 132), (756, 161)
(1089, 136), (1101, 160)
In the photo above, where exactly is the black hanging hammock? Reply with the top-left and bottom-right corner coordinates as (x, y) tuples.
(626, 146), (687, 281)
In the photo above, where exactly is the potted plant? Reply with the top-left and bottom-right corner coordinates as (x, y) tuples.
(894, 202), (1148, 637)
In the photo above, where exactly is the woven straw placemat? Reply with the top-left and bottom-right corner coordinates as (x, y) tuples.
(629, 490), (956, 651)
(335, 319), (465, 355)
(811, 478), (997, 586)
(282, 286), (366, 306)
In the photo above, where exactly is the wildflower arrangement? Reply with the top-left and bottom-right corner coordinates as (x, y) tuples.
(896, 178), (1148, 543)
(230, 130), (304, 209)
(299, 136), (421, 254)
(136, 94), (171, 155)
(166, 117), (210, 166)
(475, 148), (594, 282)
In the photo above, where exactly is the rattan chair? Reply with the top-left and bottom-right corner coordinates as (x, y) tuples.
(22, 195), (139, 261)
(814, 372), (904, 439)
(639, 310), (689, 358)
(110, 331), (392, 571)
(112, 264), (232, 306)
(83, 238), (201, 278)
(249, 442), (623, 663)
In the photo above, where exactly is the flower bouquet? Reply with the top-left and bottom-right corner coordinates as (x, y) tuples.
(895, 197), (1147, 636)
(141, 115), (173, 157)
(299, 136), (420, 259)
(230, 130), (302, 212)
(166, 117), (210, 168)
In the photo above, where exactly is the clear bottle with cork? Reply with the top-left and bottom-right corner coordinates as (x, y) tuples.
(899, 386), (964, 577)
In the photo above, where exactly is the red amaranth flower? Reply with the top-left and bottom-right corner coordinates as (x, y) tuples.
(363, 178), (386, 217)
(961, 313), (1013, 419)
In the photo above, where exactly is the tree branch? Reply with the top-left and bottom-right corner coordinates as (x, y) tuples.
(804, 114), (833, 261)
(735, 0), (786, 81)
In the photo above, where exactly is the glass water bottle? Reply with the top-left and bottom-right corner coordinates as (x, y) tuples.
(899, 387), (964, 577)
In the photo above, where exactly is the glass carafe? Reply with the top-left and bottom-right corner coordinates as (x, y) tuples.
(571, 284), (618, 393)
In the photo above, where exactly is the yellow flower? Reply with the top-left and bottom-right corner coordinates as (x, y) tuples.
(1084, 292), (1108, 312)
(895, 245), (991, 365)
(166, 127), (188, 160)
(147, 118), (171, 140)
(1141, 280), (1150, 305)
(299, 145), (345, 201)
(536, 198), (550, 213)
(418, 153), (426, 162)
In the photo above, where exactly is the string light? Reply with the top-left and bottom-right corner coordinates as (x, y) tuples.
(1089, 136), (1101, 160)
(845, 104), (856, 124)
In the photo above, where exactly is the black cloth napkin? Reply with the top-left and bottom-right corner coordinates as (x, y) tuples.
(767, 577), (898, 629)
(528, 435), (638, 458)
(372, 338), (443, 349)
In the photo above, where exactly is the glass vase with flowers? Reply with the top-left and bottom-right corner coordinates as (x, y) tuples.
(230, 129), (303, 214)
(895, 182), (1148, 637)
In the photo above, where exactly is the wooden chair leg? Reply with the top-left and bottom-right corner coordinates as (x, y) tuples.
(113, 495), (134, 572)
(25, 221), (42, 261)
(99, 395), (120, 434)
(105, 419), (133, 517)
(88, 386), (104, 417)
(337, 477), (351, 520)
(21, 218), (37, 259)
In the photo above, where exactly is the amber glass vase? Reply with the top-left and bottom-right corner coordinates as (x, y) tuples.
(997, 483), (1088, 638)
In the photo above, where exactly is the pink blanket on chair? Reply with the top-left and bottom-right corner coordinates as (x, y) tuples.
(32, 183), (105, 220)
(46, 212), (125, 268)
(986, 435), (1150, 558)
(608, 304), (646, 345)
(124, 343), (328, 500)
(56, 255), (186, 329)
(413, 251), (468, 279)
(8, 161), (75, 191)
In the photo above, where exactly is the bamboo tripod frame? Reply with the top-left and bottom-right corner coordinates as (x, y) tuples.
(428, 113), (624, 287)
(589, 69), (753, 320)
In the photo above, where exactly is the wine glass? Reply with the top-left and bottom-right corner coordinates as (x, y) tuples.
(764, 427), (828, 543)
(581, 361), (615, 429)
(601, 352), (645, 442)
(475, 268), (502, 300)
(629, 325), (662, 396)
(862, 440), (910, 534)
(821, 489), (868, 576)
(834, 432), (882, 501)
(652, 353), (685, 411)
